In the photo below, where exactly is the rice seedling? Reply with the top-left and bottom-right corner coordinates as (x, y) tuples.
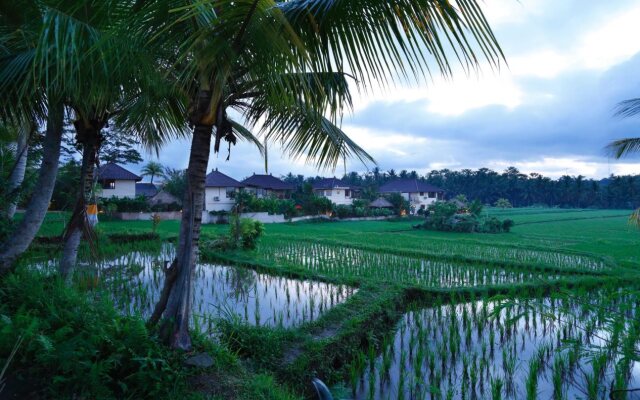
(351, 289), (640, 399)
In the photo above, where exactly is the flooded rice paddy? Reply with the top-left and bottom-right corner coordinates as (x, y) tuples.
(68, 245), (355, 329)
(258, 240), (586, 287)
(351, 292), (640, 400)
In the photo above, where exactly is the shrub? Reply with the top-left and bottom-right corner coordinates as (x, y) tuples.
(494, 198), (513, 208)
(0, 270), (185, 398)
(334, 205), (351, 219)
(502, 219), (515, 232)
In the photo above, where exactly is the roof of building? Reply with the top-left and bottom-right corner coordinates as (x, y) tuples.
(312, 177), (358, 190)
(205, 169), (243, 188)
(379, 179), (443, 193)
(96, 163), (141, 181)
(149, 190), (181, 206)
(135, 183), (158, 198)
(369, 197), (394, 208)
(241, 174), (294, 190)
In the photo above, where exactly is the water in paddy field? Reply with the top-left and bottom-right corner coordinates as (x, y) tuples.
(46, 245), (356, 330)
(352, 295), (640, 400)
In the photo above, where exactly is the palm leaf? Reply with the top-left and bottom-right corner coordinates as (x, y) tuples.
(606, 138), (640, 159)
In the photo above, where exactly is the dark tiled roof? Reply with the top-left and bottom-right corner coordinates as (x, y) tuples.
(370, 197), (393, 208)
(379, 179), (442, 193)
(241, 174), (294, 190)
(205, 169), (243, 188)
(135, 183), (158, 198)
(312, 177), (358, 190)
(96, 163), (141, 181)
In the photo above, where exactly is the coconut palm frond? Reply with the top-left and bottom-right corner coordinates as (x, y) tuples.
(606, 138), (640, 159)
(615, 98), (640, 118)
(278, 0), (505, 86)
(227, 119), (265, 157)
(259, 101), (374, 170)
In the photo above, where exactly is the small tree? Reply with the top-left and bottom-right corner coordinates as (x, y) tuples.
(494, 198), (513, 209)
(387, 193), (410, 216)
(141, 161), (164, 184)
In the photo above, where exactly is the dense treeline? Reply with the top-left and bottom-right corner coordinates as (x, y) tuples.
(282, 166), (640, 209)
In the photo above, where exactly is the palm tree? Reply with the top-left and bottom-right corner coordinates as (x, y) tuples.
(55, 1), (188, 279)
(141, 161), (164, 184)
(0, 119), (33, 219)
(137, 0), (503, 350)
(608, 97), (640, 227)
(0, 1), (67, 273)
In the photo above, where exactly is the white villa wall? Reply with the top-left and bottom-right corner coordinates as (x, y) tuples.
(315, 188), (354, 205)
(99, 180), (136, 199)
(401, 192), (441, 213)
(205, 187), (237, 211)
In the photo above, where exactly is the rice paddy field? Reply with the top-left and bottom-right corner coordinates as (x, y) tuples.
(29, 208), (640, 399)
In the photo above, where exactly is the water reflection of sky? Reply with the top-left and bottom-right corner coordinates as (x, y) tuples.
(354, 298), (640, 400)
(92, 245), (357, 330)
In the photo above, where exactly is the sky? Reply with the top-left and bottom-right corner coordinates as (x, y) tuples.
(133, 0), (640, 181)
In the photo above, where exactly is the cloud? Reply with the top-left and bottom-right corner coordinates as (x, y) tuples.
(133, 1), (640, 181)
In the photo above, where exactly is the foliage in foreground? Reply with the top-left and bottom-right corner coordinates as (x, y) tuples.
(0, 269), (186, 399)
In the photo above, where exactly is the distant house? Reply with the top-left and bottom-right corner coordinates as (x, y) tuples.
(205, 169), (243, 211)
(96, 163), (141, 199)
(241, 173), (294, 199)
(312, 177), (359, 205)
(369, 197), (394, 209)
(135, 183), (159, 198)
(379, 179), (444, 213)
(149, 190), (181, 207)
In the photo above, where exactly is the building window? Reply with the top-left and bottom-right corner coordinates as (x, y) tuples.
(226, 188), (236, 198)
(345, 189), (351, 197)
(419, 192), (424, 196)
(325, 190), (332, 197)
(428, 192), (437, 198)
(101, 180), (115, 190)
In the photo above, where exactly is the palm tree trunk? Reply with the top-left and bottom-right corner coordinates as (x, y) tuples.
(59, 124), (101, 280)
(0, 102), (64, 274)
(5, 122), (31, 219)
(155, 121), (213, 350)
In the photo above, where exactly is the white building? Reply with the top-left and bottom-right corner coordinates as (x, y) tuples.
(204, 169), (243, 211)
(379, 179), (444, 213)
(96, 163), (141, 199)
(312, 177), (359, 205)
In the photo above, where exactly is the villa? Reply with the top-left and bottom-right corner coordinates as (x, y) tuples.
(379, 179), (444, 213)
(96, 163), (141, 199)
(241, 173), (294, 199)
(205, 169), (243, 211)
(312, 177), (359, 205)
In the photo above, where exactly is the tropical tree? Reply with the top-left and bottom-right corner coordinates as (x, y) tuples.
(608, 97), (640, 226)
(0, 1), (66, 273)
(141, 161), (164, 184)
(0, 120), (33, 219)
(137, 0), (503, 350)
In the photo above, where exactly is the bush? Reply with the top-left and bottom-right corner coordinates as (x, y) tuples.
(0, 270), (185, 398)
(334, 205), (351, 219)
(502, 219), (515, 232)
(494, 198), (513, 208)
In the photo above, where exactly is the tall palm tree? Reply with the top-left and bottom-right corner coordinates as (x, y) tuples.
(0, 1), (66, 273)
(141, 161), (165, 184)
(138, 0), (504, 350)
(55, 1), (189, 279)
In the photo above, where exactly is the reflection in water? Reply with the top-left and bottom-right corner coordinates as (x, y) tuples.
(354, 296), (640, 400)
(96, 245), (356, 330)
